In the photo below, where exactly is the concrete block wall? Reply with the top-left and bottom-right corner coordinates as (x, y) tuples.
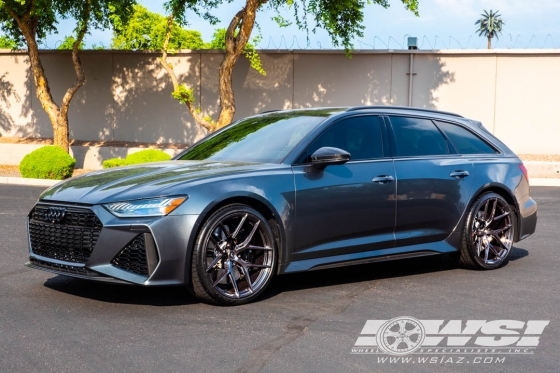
(1, 49), (560, 155)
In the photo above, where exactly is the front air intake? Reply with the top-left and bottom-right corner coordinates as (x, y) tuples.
(111, 233), (159, 277)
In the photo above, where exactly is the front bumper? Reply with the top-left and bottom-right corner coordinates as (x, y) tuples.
(27, 201), (199, 286)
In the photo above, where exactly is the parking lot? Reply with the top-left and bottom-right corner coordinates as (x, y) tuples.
(0, 184), (558, 373)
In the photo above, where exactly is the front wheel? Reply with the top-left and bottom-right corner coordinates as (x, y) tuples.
(459, 192), (516, 270)
(190, 204), (277, 306)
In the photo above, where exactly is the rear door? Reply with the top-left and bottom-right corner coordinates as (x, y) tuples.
(292, 115), (396, 260)
(386, 115), (475, 247)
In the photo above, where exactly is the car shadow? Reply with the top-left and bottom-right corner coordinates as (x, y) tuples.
(42, 247), (529, 306)
(262, 246), (530, 301)
(43, 276), (196, 306)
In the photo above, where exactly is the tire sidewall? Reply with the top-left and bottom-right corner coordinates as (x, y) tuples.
(463, 192), (514, 270)
(192, 204), (277, 306)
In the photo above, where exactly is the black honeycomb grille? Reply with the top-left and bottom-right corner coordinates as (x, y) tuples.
(111, 235), (148, 276)
(29, 205), (102, 263)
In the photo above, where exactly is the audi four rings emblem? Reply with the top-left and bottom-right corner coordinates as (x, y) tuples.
(44, 207), (66, 223)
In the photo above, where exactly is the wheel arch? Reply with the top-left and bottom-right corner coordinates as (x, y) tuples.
(185, 193), (287, 285)
(467, 183), (520, 241)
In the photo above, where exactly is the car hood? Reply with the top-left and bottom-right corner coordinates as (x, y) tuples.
(40, 161), (282, 204)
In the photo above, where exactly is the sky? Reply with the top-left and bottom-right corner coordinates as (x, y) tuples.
(40, 0), (560, 50)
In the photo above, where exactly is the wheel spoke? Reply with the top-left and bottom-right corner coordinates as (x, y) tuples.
(482, 200), (490, 220)
(476, 238), (483, 255)
(488, 243), (501, 256)
(398, 320), (407, 333)
(491, 234), (509, 250)
(236, 262), (254, 294)
(385, 330), (401, 338)
(209, 236), (226, 252)
(389, 338), (402, 349)
(405, 326), (421, 337)
(486, 199), (497, 225)
(401, 337), (414, 349)
(231, 214), (247, 239)
(490, 224), (512, 236)
(213, 268), (229, 287)
(246, 263), (271, 269)
(206, 255), (222, 272)
(236, 244), (273, 254)
(492, 211), (509, 223)
(483, 243), (490, 263)
(228, 273), (240, 298)
(235, 221), (260, 252)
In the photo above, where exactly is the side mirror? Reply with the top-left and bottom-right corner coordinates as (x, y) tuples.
(311, 147), (351, 170)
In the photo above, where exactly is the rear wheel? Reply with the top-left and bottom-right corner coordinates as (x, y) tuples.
(190, 204), (277, 305)
(460, 193), (515, 270)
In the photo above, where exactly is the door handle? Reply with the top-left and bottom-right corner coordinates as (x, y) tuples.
(372, 175), (395, 184)
(450, 170), (469, 178)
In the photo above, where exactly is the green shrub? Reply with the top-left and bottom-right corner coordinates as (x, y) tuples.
(19, 146), (76, 180)
(102, 158), (128, 169)
(125, 149), (171, 164)
(102, 149), (171, 169)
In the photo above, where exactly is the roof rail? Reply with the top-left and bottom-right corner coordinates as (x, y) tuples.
(346, 106), (464, 118)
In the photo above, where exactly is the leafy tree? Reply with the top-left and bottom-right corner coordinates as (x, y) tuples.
(0, 0), (135, 152)
(111, 4), (203, 50)
(0, 33), (20, 48)
(57, 35), (85, 50)
(203, 27), (265, 75)
(161, 0), (420, 133)
(475, 9), (504, 49)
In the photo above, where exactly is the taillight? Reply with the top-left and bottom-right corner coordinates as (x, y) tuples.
(519, 164), (529, 182)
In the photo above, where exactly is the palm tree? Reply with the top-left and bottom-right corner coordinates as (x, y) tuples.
(475, 10), (505, 49)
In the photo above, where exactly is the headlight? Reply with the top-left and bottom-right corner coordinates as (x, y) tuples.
(103, 196), (187, 217)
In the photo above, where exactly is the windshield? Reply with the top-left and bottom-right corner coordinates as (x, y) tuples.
(177, 110), (339, 163)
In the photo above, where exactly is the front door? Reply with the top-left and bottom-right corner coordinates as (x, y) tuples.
(292, 115), (396, 260)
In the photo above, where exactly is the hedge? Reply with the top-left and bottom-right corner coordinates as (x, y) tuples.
(103, 149), (171, 169)
(19, 146), (76, 180)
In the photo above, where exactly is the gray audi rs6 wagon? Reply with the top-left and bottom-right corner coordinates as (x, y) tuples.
(26, 107), (537, 305)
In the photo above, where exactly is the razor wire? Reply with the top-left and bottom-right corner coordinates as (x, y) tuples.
(31, 34), (560, 50)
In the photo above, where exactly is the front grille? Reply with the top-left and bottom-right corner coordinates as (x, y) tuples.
(29, 204), (102, 263)
(111, 235), (149, 276)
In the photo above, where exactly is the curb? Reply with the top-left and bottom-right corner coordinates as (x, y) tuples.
(0, 177), (60, 187)
(530, 178), (560, 187)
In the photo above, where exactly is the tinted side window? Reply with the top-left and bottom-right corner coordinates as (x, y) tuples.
(435, 121), (498, 154)
(299, 116), (383, 163)
(389, 116), (449, 157)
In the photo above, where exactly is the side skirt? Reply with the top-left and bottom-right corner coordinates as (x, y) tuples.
(279, 240), (457, 274)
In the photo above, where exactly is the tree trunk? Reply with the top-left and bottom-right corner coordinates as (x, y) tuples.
(214, 0), (262, 130)
(8, 3), (89, 153)
(159, 15), (215, 132)
(161, 0), (263, 133)
(488, 37), (491, 49)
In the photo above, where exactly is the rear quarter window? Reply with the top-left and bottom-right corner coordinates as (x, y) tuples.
(389, 116), (449, 157)
(435, 121), (498, 155)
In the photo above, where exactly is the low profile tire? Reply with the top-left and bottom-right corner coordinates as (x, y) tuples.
(190, 204), (277, 306)
(459, 192), (516, 270)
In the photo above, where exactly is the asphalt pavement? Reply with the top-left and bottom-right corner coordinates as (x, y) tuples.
(0, 185), (559, 373)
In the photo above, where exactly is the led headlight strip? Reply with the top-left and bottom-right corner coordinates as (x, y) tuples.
(103, 196), (187, 217)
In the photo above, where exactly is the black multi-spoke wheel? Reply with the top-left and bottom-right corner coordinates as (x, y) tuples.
(460, 193), (515, 270)
(190, 204), (277, 305)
